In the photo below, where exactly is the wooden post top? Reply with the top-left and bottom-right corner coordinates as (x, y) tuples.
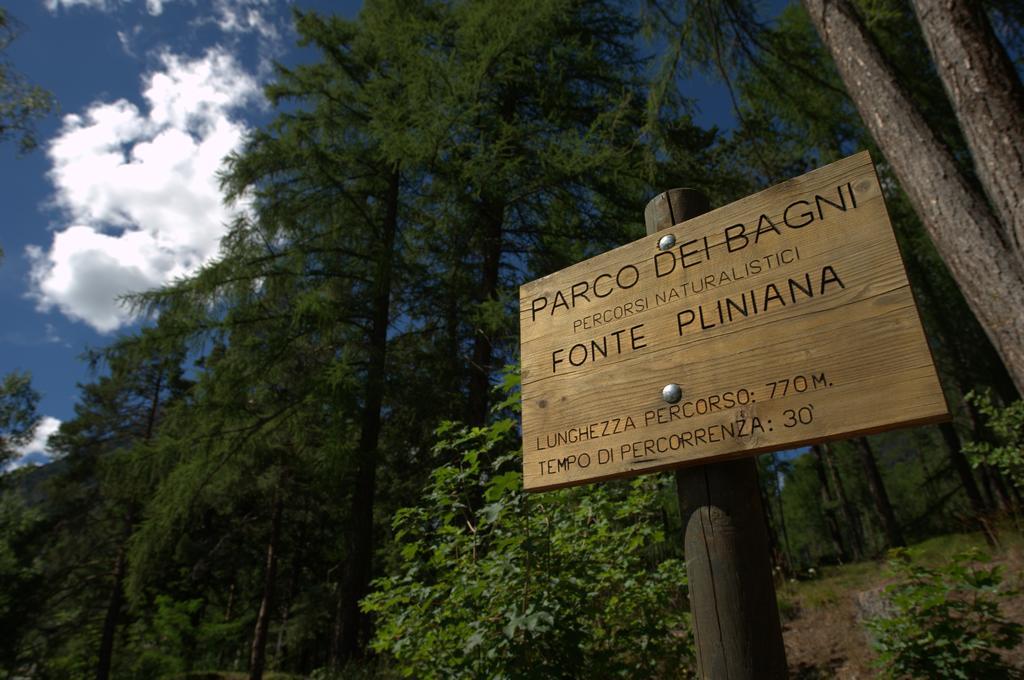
(644, 188), (711, 234)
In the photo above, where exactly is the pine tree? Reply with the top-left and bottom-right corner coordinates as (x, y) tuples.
(127, 0), (710, 666)
(0, 8), (54, 153)
(0, 372), (39, 468)
(649, 0), (1024, 392)
(4, 331), (189, 678)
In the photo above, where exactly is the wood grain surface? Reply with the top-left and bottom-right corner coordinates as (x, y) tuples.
(519, 151), (948, 491)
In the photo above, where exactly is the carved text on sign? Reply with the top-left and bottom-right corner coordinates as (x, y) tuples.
(519, 151), (948, 491)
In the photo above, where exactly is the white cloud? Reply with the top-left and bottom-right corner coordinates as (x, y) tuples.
(44, 323), (62, 344)
(46, 0), (289, 70)
(46, 0), (282, 33)
(45, 0), (117, 11)
(211, 0), (280, 41)
(46, 0), (163, 15)
(8, 416), (62, 470)
(117, 25), (144, 57)
(28, 49), (260, 332)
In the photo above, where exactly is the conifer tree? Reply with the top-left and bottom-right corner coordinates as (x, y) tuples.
(649, 0), (1024, 392)
(0, 372), (39, 469)
(3, 331), (189, 678)
(128, 0), (712, 665)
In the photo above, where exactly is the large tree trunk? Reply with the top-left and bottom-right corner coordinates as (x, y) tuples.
(757, 466), (789, 576)
(812, 445), (849, 562)
(938, 422), (997, 546)
(465, 195), (504, 427)
(801, 0), (1024, 395)
(334, 166), (399, 664)
(991, 469), (1019, 514)
(910, 0), (1024, 263)
(978, 462), (999, 511)
(855, 437), (906, 549)
(938, 422), (988, 515)
(250, 480), (285, 680)
(96, 368), (164, 680)
(95, 528), (129, 680)
(823, 444), (865, 559)
(217, 582), (237, 669)
(769, 457), (794, 568)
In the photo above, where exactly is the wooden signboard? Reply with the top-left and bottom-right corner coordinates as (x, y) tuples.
(519, 151), (948, 492)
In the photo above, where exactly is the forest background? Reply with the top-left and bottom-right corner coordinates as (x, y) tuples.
(2, 0), (1024, 678)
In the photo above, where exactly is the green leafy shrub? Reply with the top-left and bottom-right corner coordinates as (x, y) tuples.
(363, 381), (694, 678)
(964, 392), (1024, 490)
(865, 548), (1022, 679)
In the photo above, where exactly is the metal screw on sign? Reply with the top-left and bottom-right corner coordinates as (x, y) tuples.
(658, 234), (676, 251)
(662, 383), (682, 403)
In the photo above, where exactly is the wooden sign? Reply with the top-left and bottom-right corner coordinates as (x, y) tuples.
(519, 151), (948, 491)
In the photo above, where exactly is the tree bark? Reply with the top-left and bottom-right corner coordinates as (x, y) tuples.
(96, 367), (165, 680)
(978, 462), (999, 511)
(250, 481), (285, 680)
(822, 443), (864, 559)
(758, 466), (789, 576)
(990, 468), (1018, 513)
(938, 422), (998, 546)
(938, 422), (988, 515)
(334, 166), (399, 664)
(910, 0), (1024, 264)
(770, 457), (794, 569)
(801, 0), (1024, 395)
(95, 530), (128, 680)
(465, 194), (504, 427)
(812, 445), (849, 562)
(855, 437), (905, 549)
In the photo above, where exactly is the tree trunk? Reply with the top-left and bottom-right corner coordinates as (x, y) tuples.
(445, 276), (463, 419)
(938, 423), (987, 514)
(770, 457), (794, 569)
(274, 597), (288, 667)
(913, 440), (939, 507)
(978, 463), (999, 511)
(758, 466), (789, 577)
(823, 444), (865, 559)
(939, 422), (998, 545)
(965, 393), (1020, 518)
(334, 166), (399, 664)
(466, 195), (504, 427)
(249, 480), (284, 680)
(217, 582), (236, 669)
(812, 445), (849, 562)
(855, 437), (905, 549)
(910, 0), (1024, 264)
(801, 0), (1024, 395)
(991, 469), (1018, 513)
(96, 367), (166, 680)
(274, 508), (305, 666)
(95, 528), (129, 680)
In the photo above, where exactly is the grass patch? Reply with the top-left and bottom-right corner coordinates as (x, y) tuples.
(795, 561), (879, 609)
(783, 527), (1023, 613)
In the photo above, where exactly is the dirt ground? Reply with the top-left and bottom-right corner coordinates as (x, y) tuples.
(782, 587), (880, 679)
(779, 540), (1024, 678)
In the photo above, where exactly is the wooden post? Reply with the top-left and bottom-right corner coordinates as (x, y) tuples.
(645, 188), (788, 680)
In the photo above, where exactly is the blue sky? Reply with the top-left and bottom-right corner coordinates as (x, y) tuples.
(1, 0), (742, 468)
